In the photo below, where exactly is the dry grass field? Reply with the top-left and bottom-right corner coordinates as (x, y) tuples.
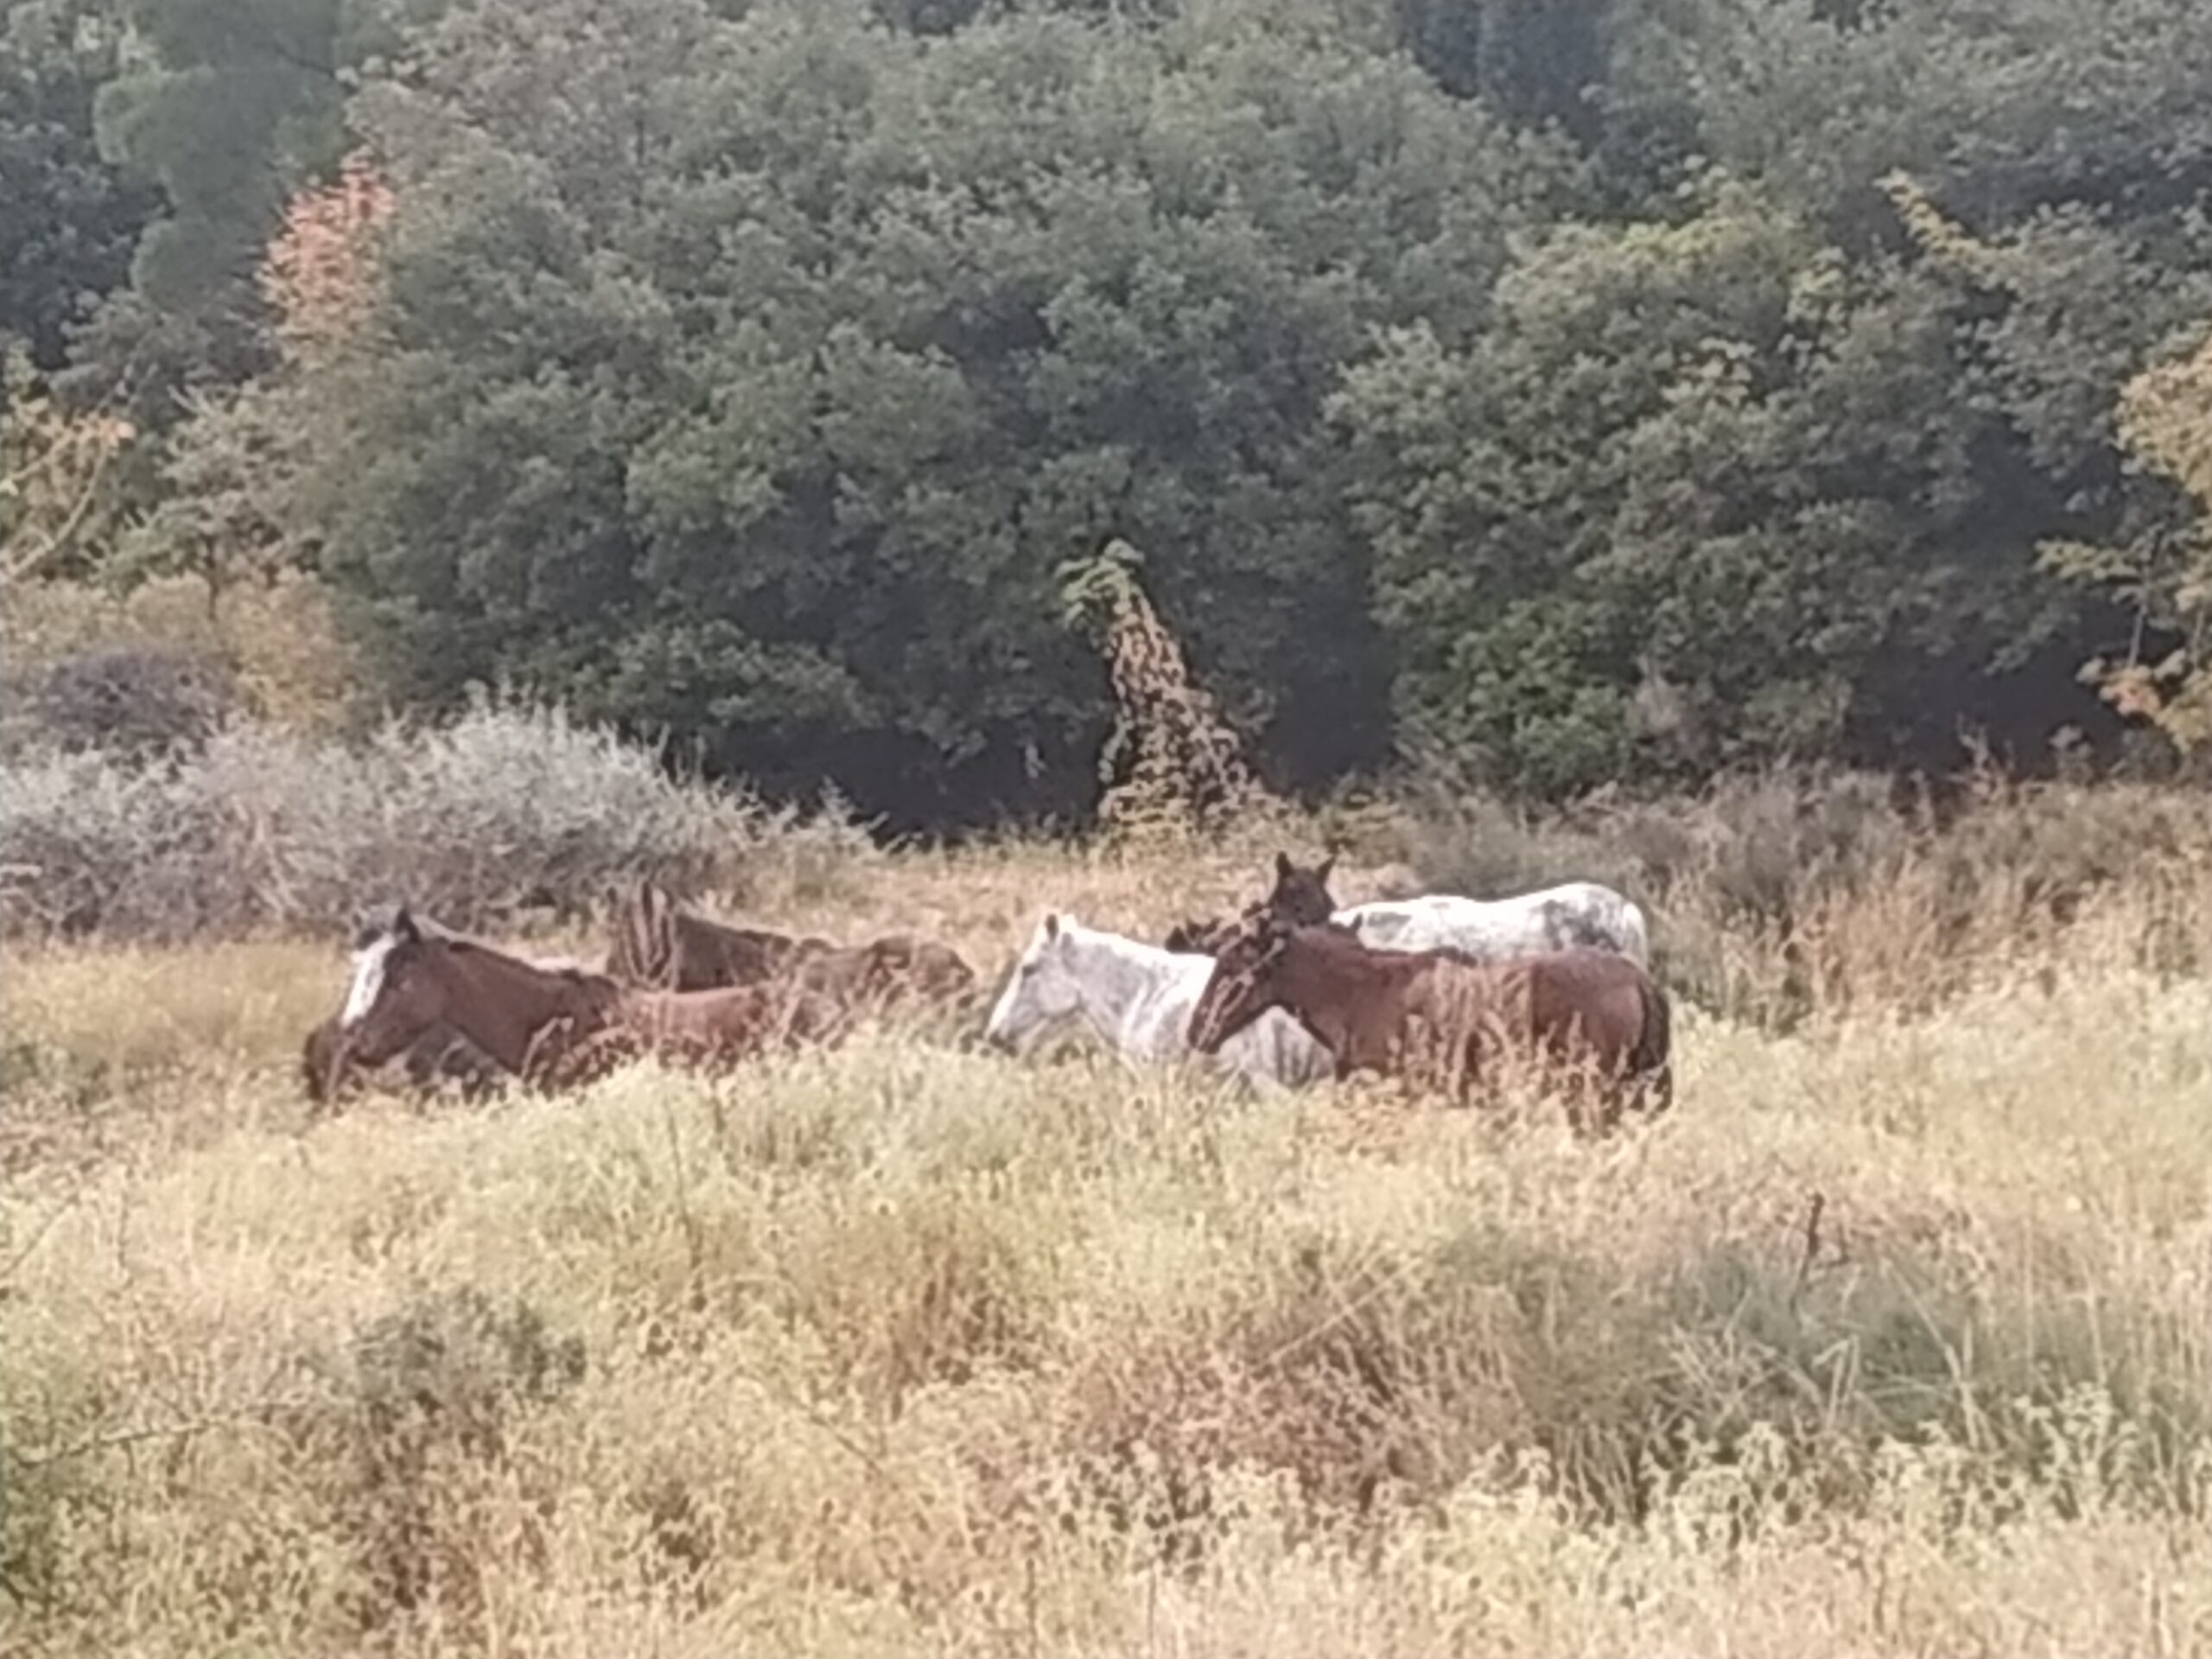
(5, 823), (2212, 1656)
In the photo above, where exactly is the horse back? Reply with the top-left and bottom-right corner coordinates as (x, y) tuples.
(1506, 950), (1654, 1059)
(793, 935), (974, 1010)
(1405, 950), (1650, 1064)
(676, 912), (809, 990)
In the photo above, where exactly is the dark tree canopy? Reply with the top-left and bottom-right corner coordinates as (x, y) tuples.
(301, 0), (1576, 822)
(14, 0), (2212, 822)
(0, 3), (157, 365)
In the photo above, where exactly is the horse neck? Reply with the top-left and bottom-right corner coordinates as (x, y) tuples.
(689, 912), (760, 950)
(1272, 932), (1400, 1051)
(431, 944), (618, 1072)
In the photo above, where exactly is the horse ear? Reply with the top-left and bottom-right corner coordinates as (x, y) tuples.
(1274, 851), (1294, 880)
(1043, 912), (1061, 939)
(1317, 854), (1336, 885)
(393, 906), (421, 944)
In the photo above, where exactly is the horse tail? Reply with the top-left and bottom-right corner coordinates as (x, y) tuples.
(1628, 971), (1673, 1117)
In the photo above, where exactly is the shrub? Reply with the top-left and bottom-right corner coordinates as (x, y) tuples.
(1, 574), (359, 740)
(1396, 757), (2212, 1025)
(286, 1288), (585, 1627)
(0, 699), (862, 940)
(2, 646), (239, 760)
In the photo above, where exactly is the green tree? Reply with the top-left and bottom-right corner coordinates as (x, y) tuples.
(1333, 178), (2134, 794)
(72, 0), (423, 408)
(2044, 329), (2212, 758)
(0, 2), (157, 367)
(1389, 0), (1616, 138)
(293, 0), (1574, 823)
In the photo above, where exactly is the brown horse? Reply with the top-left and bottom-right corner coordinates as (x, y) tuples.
(1164, 851), (1339, 955)
(299, 1012), (502, 1113)
(606, 878), (832, 991)
(789, 934), (977, 1018)
(604, 878), (968, 1020)
(1187, 918), (1671, 1131)
(340, 909), (842, 1090)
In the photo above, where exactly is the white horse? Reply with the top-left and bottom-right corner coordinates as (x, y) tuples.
(1334, 880), (1650, 967)
(985, 912), (1332, 1090)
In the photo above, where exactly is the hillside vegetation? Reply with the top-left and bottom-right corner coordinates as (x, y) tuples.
(12, 0), (2212, 824)
(10, 0), (2212, 1648)
(5, 803), (2212, 1656)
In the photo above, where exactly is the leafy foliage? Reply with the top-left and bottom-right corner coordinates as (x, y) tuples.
(1062, 540), (1282, 845)
(0, 349), (136, 582)
(2046, 327), (2212, 755)
(0, 2), (156, 367)
(290, 0), (1574, 823)
(3, 645), (238, 760)
(11, 0), (2212, 819)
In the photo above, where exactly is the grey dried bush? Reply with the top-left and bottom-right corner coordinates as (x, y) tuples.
(0, 702), (853, 941)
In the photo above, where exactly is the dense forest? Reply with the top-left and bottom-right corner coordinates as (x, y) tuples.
(8, 0), (2212, 826)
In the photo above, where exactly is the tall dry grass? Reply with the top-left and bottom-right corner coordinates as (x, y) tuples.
(4, 823), (2212, 1656)
(1377, 760), (2212, 1026)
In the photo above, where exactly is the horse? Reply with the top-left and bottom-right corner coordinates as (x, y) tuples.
(789, 934), (977, 1019)
(1186, 917), (1671, 1131)
(986, 912), (1332, 1090)
(606, 878), (832, 990)
(298, 1012), (503, 1113)
(301, 912), (595, 1110)
(1333, 882), (1651, 967)
(1163, 850), (1340, 955)
(605, 878), (970, 1023)
(340, 908), (841, 1090)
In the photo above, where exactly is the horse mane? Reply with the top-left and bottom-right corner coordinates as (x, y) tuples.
(437, 931), (622, 993)
(1164, 917), (1229, 953)
(607, 878), (677, 986)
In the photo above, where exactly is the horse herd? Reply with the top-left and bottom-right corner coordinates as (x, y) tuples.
(309, 854), (1675, 1134)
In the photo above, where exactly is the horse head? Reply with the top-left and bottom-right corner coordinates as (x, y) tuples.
(986, 912), (1080, 1051)
(340, 906), (447, 1066)
(1265, 850), (1339, 928)
(1187, 911), (1294, 1053)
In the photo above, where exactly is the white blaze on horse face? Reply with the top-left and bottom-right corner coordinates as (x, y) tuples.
(340, 934), (397, 1029)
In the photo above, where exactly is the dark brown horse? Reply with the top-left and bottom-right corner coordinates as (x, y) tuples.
(1187, 918), (1671, 1131)
(606, 878), (832, 991)
(299, 1012), (502, 1113)
(1164, 851), (1339, 955)
(341, 909), (842, 1090)
(607, 877), (974, 1022)
(789, 934), (977, 1018)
